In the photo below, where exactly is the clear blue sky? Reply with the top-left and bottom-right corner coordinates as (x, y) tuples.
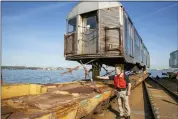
(2, 2), (178, 69)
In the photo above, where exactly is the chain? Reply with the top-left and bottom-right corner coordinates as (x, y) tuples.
(60, 59), (96, 77)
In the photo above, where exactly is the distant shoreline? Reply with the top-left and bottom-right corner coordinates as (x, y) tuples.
(1, 66), (85, 71)
(1, 66), (64, 71)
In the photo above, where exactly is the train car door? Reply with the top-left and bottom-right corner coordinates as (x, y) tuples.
(81, 12), (98, 54)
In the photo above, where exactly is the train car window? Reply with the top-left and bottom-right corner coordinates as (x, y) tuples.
(127, 19), (133, 56)
(86, 16), (97, 29)
(134, 32), (140, 47)
(124, 14), (128, 54)
(140, 42), (143, 62)
(68, 17), (76, 33)
(127, 21), (131, 55)
(130, 25), (133, 56)
(131, 26), (134, 40)
(128, 22), (131, 37)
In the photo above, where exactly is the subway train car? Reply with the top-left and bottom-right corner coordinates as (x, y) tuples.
(64, 2), (150, 71)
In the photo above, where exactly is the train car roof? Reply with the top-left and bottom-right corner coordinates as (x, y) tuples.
(67, 1), (122, 19)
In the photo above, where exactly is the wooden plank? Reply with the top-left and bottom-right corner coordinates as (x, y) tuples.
(64, 33), (77, 55)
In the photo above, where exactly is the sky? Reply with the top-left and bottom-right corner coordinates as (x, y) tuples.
(2, 1), (178, 69)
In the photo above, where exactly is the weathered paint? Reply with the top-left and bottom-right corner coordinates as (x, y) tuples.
(75, 90), (111, 119)
(81, 100), (88, 106)
(35, 114), (52, 119)
(60, 109), (78, 119)
(41, 86), (48, 93)
(54, 90), (112, 119)
(1, 84), (47, 99)
(103, 91), (111, 100)
(54, 103), (78, 119)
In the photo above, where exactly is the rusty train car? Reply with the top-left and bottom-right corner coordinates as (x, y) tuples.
(64, 2), (150, 71)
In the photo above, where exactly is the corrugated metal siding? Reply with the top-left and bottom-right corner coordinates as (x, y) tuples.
(99, 7), (120, 54)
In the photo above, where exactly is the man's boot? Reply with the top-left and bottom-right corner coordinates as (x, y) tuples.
(125, 116), (130, 119)
(116, 116), (124, 119)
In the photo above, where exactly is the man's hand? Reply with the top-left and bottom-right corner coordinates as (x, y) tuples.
(95, 76), (109, 80)
(127, 83), (131, 96)
(127, 91), (131, 96)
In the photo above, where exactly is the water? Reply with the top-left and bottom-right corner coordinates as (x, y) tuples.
(2, 69), (107, 84)
(3, 68), (172, 84)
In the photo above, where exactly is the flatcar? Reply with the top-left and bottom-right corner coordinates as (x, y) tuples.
(64, 2), (150, 71)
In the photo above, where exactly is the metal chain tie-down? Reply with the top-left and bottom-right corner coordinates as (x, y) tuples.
(60, 59), (100, 92)
(60, 59), (115, 93)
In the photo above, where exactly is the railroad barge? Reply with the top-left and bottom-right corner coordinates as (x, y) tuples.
(2, 73), (148, 119)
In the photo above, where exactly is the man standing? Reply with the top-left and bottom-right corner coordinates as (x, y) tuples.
(96, 65), (131, 119)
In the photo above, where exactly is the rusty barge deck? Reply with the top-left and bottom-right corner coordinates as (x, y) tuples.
(1, 73), (148, 119)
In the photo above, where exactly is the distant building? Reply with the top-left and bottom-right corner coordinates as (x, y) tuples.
(169, 50), (178, 68)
